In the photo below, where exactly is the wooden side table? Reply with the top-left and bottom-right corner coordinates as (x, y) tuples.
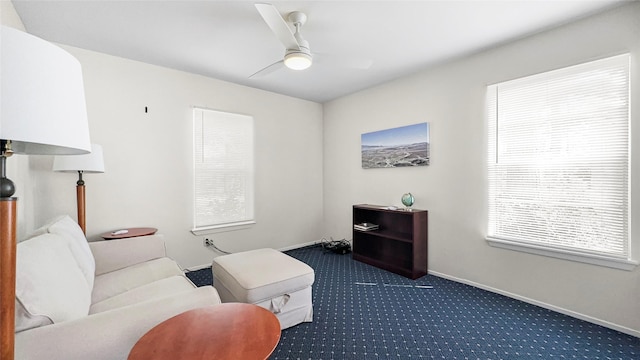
(101, 227), (157, 240)
(128, 303), (281, 360)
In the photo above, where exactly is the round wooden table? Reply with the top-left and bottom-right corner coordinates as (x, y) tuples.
(128, 303), (281, 360)
(101, 227), (157, 240)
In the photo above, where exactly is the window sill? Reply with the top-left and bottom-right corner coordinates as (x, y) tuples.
(191, 220), (255, 236)
(486, 236), (638, 271)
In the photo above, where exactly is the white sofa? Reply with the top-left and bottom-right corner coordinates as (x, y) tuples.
(14, 216), (221, 360)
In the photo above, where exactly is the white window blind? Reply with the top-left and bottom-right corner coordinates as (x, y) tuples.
(487, 54), (632, 267)
(193, 108), (254, 231)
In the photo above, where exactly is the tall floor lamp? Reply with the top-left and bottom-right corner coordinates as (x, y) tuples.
(0, 26), (91, 360)
(53, 144), (105, 234)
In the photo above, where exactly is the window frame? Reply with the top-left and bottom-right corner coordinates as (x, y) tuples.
(485, 54), (637, 270)
(191, 107), (255, 235)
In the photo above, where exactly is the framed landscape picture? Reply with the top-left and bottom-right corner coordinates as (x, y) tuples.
(361, 122), (430, 168)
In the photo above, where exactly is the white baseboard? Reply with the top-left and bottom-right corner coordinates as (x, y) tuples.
(185, 240), (322, 272)
(278, 239), (321, 252)
(185, 251), (638, 338)
(429, 270), (640, 338)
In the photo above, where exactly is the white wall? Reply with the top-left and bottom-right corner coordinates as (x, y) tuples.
(15, 44), (324, 269)
(323, 3), (640, 336)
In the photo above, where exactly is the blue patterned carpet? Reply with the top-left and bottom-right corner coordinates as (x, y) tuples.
(186, 245), (639, 359)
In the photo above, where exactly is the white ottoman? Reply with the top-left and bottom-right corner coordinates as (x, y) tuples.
(211, 248), (314, 329)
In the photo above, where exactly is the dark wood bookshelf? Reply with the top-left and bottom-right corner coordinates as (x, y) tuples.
(352, 204), (428, 279)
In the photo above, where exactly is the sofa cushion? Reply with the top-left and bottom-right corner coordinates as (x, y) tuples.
(15, 286), (222, 360)
(92, 257), (184, 304)
(16, 233), (92, 331)
(90, 275), (196, 314)
(14, 299), (52, 333)
(28, 215), (95, 289)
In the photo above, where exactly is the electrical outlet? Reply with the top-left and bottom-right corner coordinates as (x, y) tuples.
(203, 238), (214, 247)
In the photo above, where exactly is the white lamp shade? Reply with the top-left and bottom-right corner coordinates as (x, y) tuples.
(0, 26), (91, 155)
(53, 143), (105, 173)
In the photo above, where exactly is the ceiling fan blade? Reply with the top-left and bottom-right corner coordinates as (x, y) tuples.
(249, 59), (285, 79)
(255, 3), (300, 50)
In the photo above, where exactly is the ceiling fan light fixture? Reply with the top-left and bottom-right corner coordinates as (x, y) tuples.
(284, 51), (312, 70)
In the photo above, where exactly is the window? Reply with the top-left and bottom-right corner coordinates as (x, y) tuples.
(487, 54), (636, 270)
(192, 107), (254, 233)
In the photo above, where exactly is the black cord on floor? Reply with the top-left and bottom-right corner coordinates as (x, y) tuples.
(320, 237), (351, 254)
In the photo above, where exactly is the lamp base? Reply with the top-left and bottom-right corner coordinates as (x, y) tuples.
(1, 197), (17, 360)
(0, 178), (15, 198)
(0, 155), (15, 198)
(76, 184), (86, 234)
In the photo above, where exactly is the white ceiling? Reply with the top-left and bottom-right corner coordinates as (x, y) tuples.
(12, 0), (626, 103)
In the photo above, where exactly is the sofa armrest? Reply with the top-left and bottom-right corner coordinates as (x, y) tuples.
(90, 235), (167, 275)
(15, 286), (221, 360)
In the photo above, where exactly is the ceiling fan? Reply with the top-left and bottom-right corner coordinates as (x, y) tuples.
(250, 3), (372, 78)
